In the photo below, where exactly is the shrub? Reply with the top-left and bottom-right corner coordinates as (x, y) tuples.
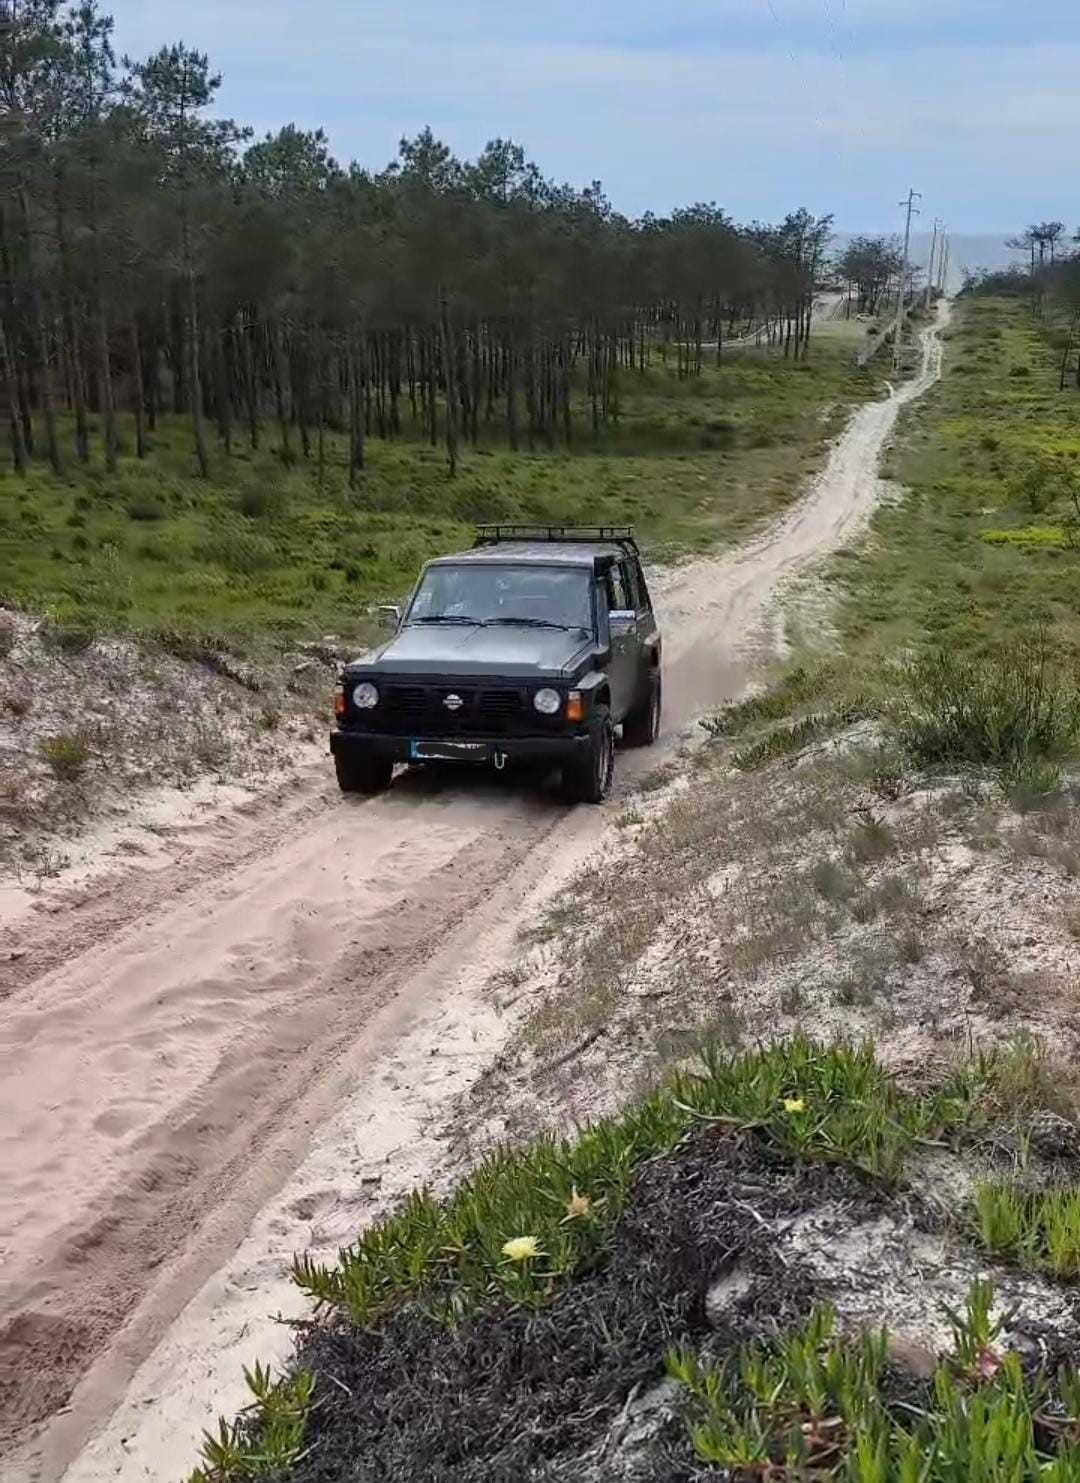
(894, 635), (1080, 774)
(42, 616), (97, 654)
(845, 818), (895, 864)
(199, 530), (277, 575)
(1007, 758), (1064, 811)
(38, 730), (91, 781)
(236, 483), (286, 519)
(127, 495), (166, 521)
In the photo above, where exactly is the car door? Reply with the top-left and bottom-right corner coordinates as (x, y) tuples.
(630, 555), (660, 685)
(604, 560), (639, 721)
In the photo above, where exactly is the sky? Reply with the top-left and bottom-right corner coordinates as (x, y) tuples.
(106, 0), (1080, 248)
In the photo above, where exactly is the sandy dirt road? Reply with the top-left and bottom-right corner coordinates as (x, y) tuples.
(0, 305), (947, 1483)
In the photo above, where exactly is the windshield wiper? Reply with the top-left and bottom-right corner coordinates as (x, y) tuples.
(409, 615), (486, 625)
(487, 617), (586, 632)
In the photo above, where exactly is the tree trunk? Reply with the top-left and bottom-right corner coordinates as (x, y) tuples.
(95, 296), (118, 474)
(427, 329), (438, 447)
(0, 318), (28, 473)
(215, 327), (232, 454)
(19, 189), (63, 474)
(271, 321), (293, 461)
(169, 288), (186, 412)
(185, 268), (209, 477)
(505, 334), (518, 451)
(54, 168), (90, 463)
(348, 334), (366, 486)
(439, 294), (459, 478)
(129, 319), (147, 459)
(244, 325), (259, 449)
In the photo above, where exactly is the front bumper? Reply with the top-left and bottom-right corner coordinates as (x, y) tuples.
(330, 728), (592, 766)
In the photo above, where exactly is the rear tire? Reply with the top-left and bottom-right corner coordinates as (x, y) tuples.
(335, 751), (393, 795)
(562, 707), (615, 804)
(622, 673), (662, 747)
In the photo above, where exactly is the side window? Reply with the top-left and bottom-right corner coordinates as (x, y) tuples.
(622, 558), (642, 612)
(632, 558), (651, 613)
(606, 565), (630, 613)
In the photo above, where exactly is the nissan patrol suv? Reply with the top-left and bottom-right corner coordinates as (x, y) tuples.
(330, 526), (662, 803)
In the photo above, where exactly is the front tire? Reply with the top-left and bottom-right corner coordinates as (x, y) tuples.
(335, 751), (393, 795)
(622, 674), (662, 747)
(562, 707), (615, 804)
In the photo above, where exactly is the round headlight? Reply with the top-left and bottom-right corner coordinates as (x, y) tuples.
(353, 682), (379, 710)
(533, 687), (562, 715)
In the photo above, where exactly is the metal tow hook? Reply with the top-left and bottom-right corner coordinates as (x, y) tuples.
(493, 752), (508, 772)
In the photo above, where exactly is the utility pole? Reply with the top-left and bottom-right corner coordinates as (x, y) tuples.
(893, 187), (921, 371)
(937, 235), (950, 296)
(924, 219), (940, 308)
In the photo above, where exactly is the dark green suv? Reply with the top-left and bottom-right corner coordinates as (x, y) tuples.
(330, 526), (662, 803)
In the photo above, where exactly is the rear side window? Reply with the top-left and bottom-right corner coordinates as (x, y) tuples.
(606, 565), (630, 612)
(632, 558), (652, 612)
(622, 559), (643, 611)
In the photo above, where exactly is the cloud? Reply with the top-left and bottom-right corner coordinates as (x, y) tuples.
(107, 0), (1080, 230)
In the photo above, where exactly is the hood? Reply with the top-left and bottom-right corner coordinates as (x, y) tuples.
(349, 623), (593, 679)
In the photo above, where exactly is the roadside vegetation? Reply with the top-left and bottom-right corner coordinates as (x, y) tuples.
(709, 293), (1080, 801)
(192, 1038), (1080, 1481)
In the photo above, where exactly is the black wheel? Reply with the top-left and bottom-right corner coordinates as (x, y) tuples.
(562, 707), (615, 804)
(622, 674), (662, 747)
(335, 751), (393, 795)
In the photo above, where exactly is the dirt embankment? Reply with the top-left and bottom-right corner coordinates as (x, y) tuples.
(1, 308), (947, 1483)
(0, 614), (345, 893)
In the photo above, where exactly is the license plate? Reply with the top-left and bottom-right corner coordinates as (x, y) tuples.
(410, 739), (489, 762)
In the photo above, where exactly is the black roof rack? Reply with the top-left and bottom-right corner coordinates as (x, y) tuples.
(474, 524), (639, 554)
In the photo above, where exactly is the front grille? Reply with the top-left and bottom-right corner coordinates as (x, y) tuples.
(478, 690), (524, 720)
(358, 681), (537, 737)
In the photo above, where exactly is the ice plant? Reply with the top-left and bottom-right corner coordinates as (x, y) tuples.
(502, 1236), (540, 1262)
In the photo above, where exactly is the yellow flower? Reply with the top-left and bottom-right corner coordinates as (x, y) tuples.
(502, 1235), (540, 1262)
(565, 1187), (592, 1221)
(783, 1097), (806, 1114)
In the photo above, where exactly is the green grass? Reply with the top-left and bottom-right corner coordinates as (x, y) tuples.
(0, 346), (880, 657)
(705, 300), (1080, 781)
(832, 297), (1080, 668)
(292, 1038), (983, 1329)
(670, 1281), (1080, 1480)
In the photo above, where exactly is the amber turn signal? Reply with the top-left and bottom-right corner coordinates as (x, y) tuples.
(566, 690), (585, 722)
(334, 684), (346, 718)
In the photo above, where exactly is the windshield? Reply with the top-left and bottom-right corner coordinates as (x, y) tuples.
(406, 563), (593, 632)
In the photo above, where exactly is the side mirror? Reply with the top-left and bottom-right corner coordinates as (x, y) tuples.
(609, 608), (636, 631)
(377, 604), (402, 630)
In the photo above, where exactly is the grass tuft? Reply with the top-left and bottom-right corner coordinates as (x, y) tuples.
(37, 730), (92, 781)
